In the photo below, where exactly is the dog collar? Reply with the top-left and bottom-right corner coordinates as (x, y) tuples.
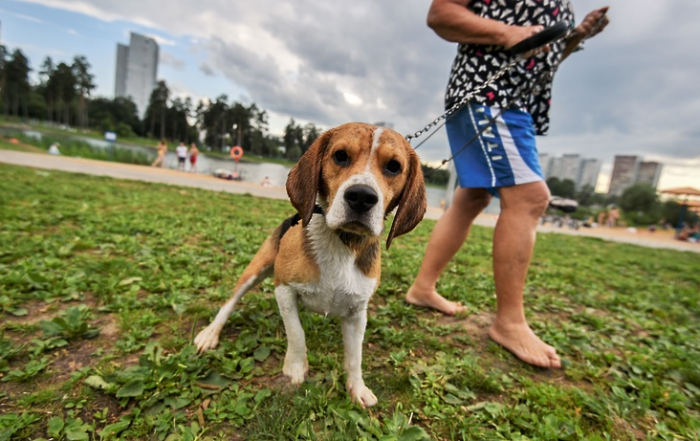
(290, 205), (325, 227)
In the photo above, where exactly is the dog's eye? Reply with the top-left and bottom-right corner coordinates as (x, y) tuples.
(333, 150), (350, 166)
(384, 159), (401, 176)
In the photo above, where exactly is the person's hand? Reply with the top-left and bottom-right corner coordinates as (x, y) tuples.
(501, 25), (552, 57)
(575, 6), (609, 40)
(501, 25), (545, 50)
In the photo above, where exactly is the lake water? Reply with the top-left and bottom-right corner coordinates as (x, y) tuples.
(163, 153), (451, 209)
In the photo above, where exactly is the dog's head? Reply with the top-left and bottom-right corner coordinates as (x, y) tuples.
(286, 123), (427, 249)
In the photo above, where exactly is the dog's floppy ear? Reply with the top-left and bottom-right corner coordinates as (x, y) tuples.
(385, 147), (427, 249)
(286, 129), (334, 227)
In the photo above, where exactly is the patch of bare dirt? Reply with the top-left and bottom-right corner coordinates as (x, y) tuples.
(47, 313), (119, 383)
(51, 344), (100, 382)
(431, 311), (495, 346)
(3, 300), (62, 325)
(98, 315), (120, 340)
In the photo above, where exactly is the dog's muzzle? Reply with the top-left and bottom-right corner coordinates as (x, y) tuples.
(344, 185), (378, 215)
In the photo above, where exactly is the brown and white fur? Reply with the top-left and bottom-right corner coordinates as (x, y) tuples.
(194, 123), (426, 407)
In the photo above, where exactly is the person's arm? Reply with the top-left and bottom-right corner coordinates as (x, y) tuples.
(561, 6), (609, 61)
(427, 0), (544, 50)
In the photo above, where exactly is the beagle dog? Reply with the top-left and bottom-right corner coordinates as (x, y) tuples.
(194, 122), (426, 407)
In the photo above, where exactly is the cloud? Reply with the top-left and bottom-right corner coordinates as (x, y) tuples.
(159, 52), (185, 70)
(143, 33), (176, 47)
(199, 63), (215, 77)
(18, 0), (159, 28)
(0, 7), (45, 23)
(14, 0), (700, 189)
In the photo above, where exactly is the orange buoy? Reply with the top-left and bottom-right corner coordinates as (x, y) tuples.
(230, 145), (244, 162)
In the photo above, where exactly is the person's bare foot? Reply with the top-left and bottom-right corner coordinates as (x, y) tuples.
(488, 319), (561, 368)
(405, 285), (467, 315)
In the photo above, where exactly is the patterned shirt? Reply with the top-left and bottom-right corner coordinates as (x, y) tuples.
(445, 0), (575, 135)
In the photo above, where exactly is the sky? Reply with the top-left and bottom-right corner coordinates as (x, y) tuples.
(1, 0), (699, 193)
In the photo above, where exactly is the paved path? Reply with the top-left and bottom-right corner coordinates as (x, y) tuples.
(2, 149), (698, 254)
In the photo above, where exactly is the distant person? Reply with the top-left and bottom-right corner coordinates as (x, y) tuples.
(48, 142), (61, 155)
(677, 223), (700, 242)
(176, 141), (188, 171)
(188, 143), (199, 173)
(260, 176), (272, 187)
(151, 140), (167, 168)
(597, 211), (607, 227)
(607, 206), (620, 227)
(660, 218), (672, 230)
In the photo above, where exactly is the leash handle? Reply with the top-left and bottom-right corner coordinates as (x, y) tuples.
(507, 21), (572, 57)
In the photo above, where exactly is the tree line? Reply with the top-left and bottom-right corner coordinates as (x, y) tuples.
(0, 45), (451, 182)
(546, 177), (694, 227)
(0, 46), (322, 161)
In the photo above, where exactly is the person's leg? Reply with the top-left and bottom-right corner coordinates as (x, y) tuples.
(405, 187), (492, 315)
(487, 181), (561, 368)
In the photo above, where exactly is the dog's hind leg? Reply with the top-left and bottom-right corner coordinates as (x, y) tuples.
(195, 236), (276, 352)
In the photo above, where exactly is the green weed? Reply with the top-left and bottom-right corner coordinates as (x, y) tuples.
(0, 163), (698, 439)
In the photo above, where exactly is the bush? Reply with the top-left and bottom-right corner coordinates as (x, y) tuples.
(116, 122), (137, 138)
(618, 184), (662, 226)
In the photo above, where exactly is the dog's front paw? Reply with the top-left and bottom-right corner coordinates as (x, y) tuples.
(347, 380), (378, 408)
(283, 355), (308, 385)
(194, 324), (222, 353)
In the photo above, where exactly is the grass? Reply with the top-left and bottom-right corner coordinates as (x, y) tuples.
(0, 137), (45, 153)
(0, 130), (153, 166)
(0, 162), (698, 440)
(0, 117), (162, 149)
(0, 121), (296, 168)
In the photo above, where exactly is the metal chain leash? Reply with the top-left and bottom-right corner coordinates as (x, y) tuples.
(405, 14), (609, 145)
(404, 57), (521, 142)
(408, 13), (608, 182)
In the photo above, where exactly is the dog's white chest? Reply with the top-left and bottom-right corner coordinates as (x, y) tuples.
(290, 217), (377, 317)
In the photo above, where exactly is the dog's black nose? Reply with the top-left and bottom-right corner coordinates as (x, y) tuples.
(344, 185), (378, 214)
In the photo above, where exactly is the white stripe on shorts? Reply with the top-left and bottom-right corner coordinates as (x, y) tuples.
(495, 113), (541, 185)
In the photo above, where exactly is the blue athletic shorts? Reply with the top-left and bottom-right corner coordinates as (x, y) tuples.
(445, 103), (544, 194)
